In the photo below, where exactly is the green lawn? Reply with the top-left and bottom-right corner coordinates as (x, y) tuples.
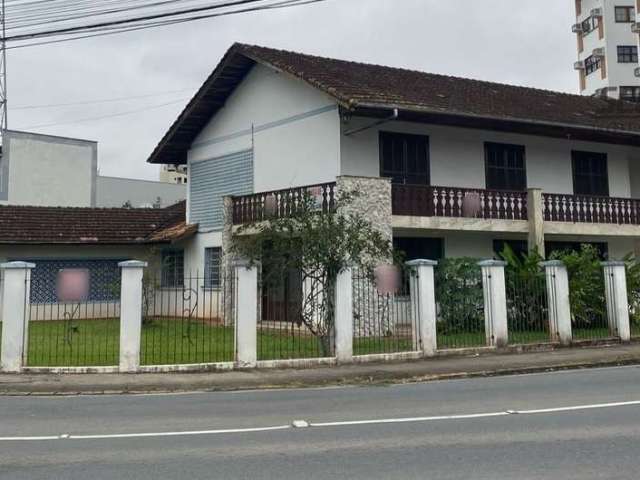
(437, 331), (486, 349)
(509, 330), (550, 345)
(573, 327), (615, 341)
(20, 318), (425, 367)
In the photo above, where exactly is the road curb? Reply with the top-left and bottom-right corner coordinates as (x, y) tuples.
(1, 356), (639, 396)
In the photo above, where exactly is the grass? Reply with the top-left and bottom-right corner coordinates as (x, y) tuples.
(437, 331), (486, 349)
(573, 327), (615, 341)
(631, 323), (640, 338)
(20, 318), (425, 367)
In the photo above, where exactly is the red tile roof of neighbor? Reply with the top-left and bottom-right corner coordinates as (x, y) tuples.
(148, 43), (640, 165)
(0, 201), (195, 245)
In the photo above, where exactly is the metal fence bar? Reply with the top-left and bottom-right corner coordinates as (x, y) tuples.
(435, 260), (486, 349)
(140, 271), (235, 365)
(351, 267), (419, 356)
(505, 270), (550, 345)
(571, 267), (612, 341)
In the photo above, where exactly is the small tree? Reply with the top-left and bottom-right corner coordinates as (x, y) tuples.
(232, 190), (392, 356)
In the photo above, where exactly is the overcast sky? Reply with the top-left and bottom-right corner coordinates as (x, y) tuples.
(8, 0), (577, 181)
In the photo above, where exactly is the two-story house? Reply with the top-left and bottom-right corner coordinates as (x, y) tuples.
(147, 43), (640, 286)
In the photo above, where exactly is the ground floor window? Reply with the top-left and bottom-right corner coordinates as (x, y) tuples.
(161, 250), (184, 288)
(204, 247), (221, 289)
(393, 237), (444, 262)
(24, 259), (124, 303)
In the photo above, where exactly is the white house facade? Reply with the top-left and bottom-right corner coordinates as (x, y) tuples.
(147, 43), (640, 280)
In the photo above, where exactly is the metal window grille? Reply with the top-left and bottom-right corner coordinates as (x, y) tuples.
(204, 247), (221, 289)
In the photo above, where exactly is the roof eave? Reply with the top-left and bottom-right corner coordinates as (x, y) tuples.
(351, 103), (640, 147)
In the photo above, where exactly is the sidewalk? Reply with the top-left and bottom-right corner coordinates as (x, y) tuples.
(2, 343), (640, 395)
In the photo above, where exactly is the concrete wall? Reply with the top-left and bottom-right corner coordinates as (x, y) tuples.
(340, 118), (638, 197)
(96, 176), (186, 208)
(1, 130), (96, 207)
(187, 63), (341, 211)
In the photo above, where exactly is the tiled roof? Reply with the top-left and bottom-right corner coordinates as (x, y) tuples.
(0, 201), (192, 245)
(148, 43), (640, 165)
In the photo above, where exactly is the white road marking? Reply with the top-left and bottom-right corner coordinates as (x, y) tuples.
(1, 399), (639, 442)
(517, 400), (640, 415)
(69, 425), (291, 440)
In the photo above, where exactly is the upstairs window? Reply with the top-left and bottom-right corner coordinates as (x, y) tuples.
(204, 247), (221, 289)
(379, 132), (430, 185)
(615, 6), (635, 22)
(584, 55), (601, 75)
(572, 151), (609, 196)
(620, 86), (640, 102)
(161, 250), (184, 288)
(617, 45), (638, 63)
(581, 15), (599, 34)
(485, 142), (527, 191)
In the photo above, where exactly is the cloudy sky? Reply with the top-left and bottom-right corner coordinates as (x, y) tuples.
(8, 0), (577, 181)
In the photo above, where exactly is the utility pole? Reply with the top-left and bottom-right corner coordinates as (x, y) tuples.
(0, 0), (7, 146)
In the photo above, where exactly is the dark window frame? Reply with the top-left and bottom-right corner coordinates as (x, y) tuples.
(617, 45), (638, 63)
(161, 250), (185, 288)
(379, 131), (430, 185)
(615, 5), (635, 22)
(204, 247), (221, 289)
(620, 86), (640, 102)
(484, 142), (527, 192)
(581, 15), (599, 34)
(584, 55), (601, 76)
(571, 151), (609, 197)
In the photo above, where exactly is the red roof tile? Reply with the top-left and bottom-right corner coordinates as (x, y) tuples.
(0, 201), (191, 245)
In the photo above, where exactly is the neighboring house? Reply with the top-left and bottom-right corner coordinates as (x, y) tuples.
(573, 0), (640, 99)
(0, 201), (195, 312)
(146, 43), (640, 276)
(0, 130), (186, 208)
(160, 164), (188, 185)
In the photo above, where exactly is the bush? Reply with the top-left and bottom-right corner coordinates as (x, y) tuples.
(434, 258), (484, 334)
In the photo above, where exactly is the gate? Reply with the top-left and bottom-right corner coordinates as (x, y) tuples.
(505, 269), (550, 344)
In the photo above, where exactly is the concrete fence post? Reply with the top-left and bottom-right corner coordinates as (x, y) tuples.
(0, 262), (35, 373)
(478, 260), (508, 348)
(406, 259), (438, 356)
(235, 260), (258, 368)
(118, 260), (147, 373)
(335, 266), (353, 363)
(602, 261), (631, 341)
(540, 260), (572, 345)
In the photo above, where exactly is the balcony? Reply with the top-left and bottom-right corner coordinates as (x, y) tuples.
(392, 185), (528, 221)
(232, 182), (336, 225)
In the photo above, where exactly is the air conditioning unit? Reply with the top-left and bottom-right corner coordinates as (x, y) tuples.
(634, 66), (640, 77)
(632, 22), (640, 33)
(590, 7), (603, 17)
(574, 60), (586, 70)
(572, 23), (584, 33)
(592, 47), (605, 57)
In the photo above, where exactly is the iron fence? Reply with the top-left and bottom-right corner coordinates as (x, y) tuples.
(435, 260), (486, 349)
(141, 272), (235, 365)
(258, 268), (328, 360)
(505, 270), (550, 344)
(352, 267), (419, 356)
(26, 267), (121, 367)
(570, 268), (613, 341)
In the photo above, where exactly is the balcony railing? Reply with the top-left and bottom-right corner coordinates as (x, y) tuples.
(232, 182), (336, 225)
(392, 185), (528, 221)
(542, 193), (640, 225)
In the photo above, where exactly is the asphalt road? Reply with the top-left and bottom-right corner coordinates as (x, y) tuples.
(1, 366), (640, 479)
